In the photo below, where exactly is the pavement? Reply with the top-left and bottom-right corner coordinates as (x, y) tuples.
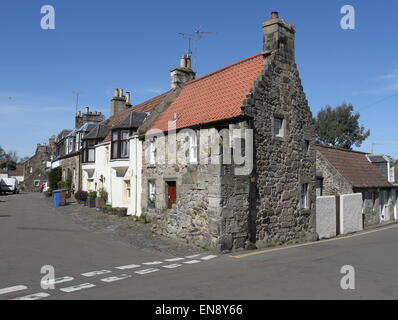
(0, 192), (397, 300)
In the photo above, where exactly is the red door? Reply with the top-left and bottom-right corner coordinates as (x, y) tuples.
(167, 181), (177, 209)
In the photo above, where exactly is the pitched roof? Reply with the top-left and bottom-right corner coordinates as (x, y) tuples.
(367, 155), (388, 163)
(103, 91), (169, 142)
(149, 53), (265, 132)
(316, 145), (392, 188)
(112, 112), (148, 130)
(84, 124), (111, 140)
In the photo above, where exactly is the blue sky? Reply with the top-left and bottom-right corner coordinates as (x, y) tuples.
(0, 0), (398, 158)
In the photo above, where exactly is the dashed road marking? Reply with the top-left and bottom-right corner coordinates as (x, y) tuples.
(41, 276), (74, 286)
(81, 270), (112, 277)
(165, 258), (185, 262)
(186, 254), (201, 258)
(12, 292), (50, 300)
(142, 261), (163, 266)
(0, 285), (27, 295)
(183, 260), (201, 264)
(101, 274), (131, 283)
(60, 283), (96, 293)
(115, 264), (140, 270)
(135, 268), (160, 275)
(201, 255), (217, 261)
(163, 264), (182, 269)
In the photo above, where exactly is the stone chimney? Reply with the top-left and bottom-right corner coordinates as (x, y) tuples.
(75, 107), (104, 128)
(262, 12), (296, 63)
(170, 54), (196, 89)
(111, 88), (130, 117)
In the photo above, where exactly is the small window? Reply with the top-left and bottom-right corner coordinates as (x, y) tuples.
(149, 139), (157, 165)
(273, 117), (284, 137)
(34, 180), (40, 187)
(189, 133), (198, 163)
(124, 180), (131, 202)
(300, 183), (309, 209)
(148, 181), (156, 208)
(304, 140), (310, 153)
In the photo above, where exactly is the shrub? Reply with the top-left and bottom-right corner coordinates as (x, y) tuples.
(88, 190), (97, 199)
(75, 190), (88, 202)
(57, 181), (69, 190)
(98, 187), (108, 201)
(48, 167), (62, 191)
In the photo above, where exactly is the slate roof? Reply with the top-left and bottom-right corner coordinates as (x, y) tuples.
(316, 145), (392, 188)
(103, 91), (169, 142)
(149, 53), (265, 132)
(367, 155), (388, 163)
(112, 112), (148, 130)
(84, 124), (111, 140)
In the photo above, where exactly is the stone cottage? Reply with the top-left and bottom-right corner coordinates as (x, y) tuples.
(316, 145), (397, 226)
(24, 142), (55, 192)
(140, 12), (317, 251)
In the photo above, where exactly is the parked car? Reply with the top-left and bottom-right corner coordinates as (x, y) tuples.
(0, 177), (19, 194)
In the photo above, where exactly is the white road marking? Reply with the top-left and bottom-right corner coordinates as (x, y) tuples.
(165, 258), (185, 262)
(12, 292), (50, 300)
(60, 283), (96, 293)
(186, 254), (201, 258)
(81, 270), (112, 277)
(101, 274), (131, 283)
(135, 268), (160, 275)
(201, 255), (217, 261)
(163, 264), (182, 269)
(0, 285), (27, 295)
(115, 264), (140, 270)
(184, 260), (201, 264)
(142, 261), (163, 266)
(41, 276), (74, 286)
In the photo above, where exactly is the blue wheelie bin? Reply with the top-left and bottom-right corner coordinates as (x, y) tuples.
(53, 190), (61, 207)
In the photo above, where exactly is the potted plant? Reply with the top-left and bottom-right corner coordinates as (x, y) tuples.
(87, 190), (97, 208)
(75, 190), (88, 205)
(103, 204), (113, 214)
(96, 187), (108, 210)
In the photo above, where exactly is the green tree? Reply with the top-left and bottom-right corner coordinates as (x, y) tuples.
(48, 167), (62, 191)
(315, 103), (370, 150)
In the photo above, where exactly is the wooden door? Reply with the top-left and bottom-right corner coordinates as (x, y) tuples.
(167, 181), (176, 209)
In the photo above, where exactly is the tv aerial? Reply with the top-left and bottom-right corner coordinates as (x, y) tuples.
(177, 27), (217, 56)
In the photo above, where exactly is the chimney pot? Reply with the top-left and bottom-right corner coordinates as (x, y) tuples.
(85, 107), (89, 114)
(119, 89), (124, 98)
(114, 88), (119, 97)
(271, 11), (279, 19)
(126, 92), (131, 105)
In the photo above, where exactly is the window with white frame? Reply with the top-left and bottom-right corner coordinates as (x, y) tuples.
(149, 138), (157, 165)
(189, 132), (198, 163)
(273, 117), (284, 138)
(300, 183), (309, 209)
(124, 180), (131, 202)
(148, 181), (156, 208)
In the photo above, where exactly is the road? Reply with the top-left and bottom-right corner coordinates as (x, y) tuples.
(0, 193), (397, 300)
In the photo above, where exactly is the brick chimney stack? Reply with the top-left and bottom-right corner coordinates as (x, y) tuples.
(262, 12), (296, 63)
(170, 54), (196, 89)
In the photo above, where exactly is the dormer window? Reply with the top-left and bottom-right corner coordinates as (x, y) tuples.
(111, 130), (130, 160)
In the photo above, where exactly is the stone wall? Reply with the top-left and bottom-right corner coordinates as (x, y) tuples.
(60, 154), (80, 193)
(24, 145), (52, 192)
(243, 51), (317, 248)
(316, 150), (353, 196)
(141, 123), (252, 251)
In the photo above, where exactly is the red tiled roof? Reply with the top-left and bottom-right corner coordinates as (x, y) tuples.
(316, 145), (392, 188)
(103, 91), (169, 142)
(149, 53), (265, 132)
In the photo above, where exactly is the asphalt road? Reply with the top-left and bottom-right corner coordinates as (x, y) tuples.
(0, 192), (397, 300)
